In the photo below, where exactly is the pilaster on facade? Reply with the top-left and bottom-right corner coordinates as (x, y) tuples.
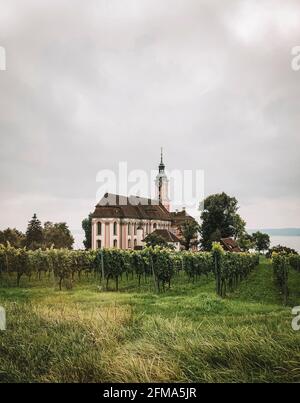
(92, 216), (174, 251)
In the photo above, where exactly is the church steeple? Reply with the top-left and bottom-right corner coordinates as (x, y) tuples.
(159, 147), (165, 173)
(155, 148), (170, 211)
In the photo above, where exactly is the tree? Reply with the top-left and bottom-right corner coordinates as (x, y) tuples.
(252, 231), (270, 254)
(238, 233), (254, 252)
(232, 214), (246, 240)
(144, 233), (170, 248)
(82, 213), (93, 250)
(200, 193), (244, 251)
(0, 228), (25, 248)
(25, 214), (44, 250)
(43, 222), (74, 249)
(179, 220), (200, 250)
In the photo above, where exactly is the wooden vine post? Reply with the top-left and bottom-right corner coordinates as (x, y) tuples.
(212, 242), (224, 297)
(101, 249), (105, 290)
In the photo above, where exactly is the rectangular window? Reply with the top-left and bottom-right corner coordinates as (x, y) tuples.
(97, 240), (102, 249)
(97, 222), (102, 236)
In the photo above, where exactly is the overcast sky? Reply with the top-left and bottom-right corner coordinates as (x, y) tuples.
(0, 0), (299, 247)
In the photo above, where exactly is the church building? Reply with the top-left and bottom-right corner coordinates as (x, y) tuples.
(91, 151), (196, 251)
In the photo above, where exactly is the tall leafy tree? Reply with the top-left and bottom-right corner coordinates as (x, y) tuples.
(82, 213), (93, 250)
(238, 233), (254, 252)
(200, 193), (244, 251)
(252, 231), (270, 254)
(232, 214), (246, 240)
(179, 221), (200, 250)
(0, 228), (25, 248)
(25, 214), (44, 250)
(43, 222), (74, 249)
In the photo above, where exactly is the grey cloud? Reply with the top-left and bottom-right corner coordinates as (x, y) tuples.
(0, 0), (300, 247)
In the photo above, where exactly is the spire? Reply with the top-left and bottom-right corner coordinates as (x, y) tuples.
(155, 147), (170, 211)
(159, 147), (165, 173)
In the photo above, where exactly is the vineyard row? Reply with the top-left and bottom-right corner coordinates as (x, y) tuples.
(272, 253), (300, 305)
(0, 244), (259, 296)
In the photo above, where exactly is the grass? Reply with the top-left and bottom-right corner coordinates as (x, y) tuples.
(0, 258), (300, 383)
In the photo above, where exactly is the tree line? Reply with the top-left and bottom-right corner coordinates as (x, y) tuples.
(0, 193), (280, 254)
(0, 214), (74, 250)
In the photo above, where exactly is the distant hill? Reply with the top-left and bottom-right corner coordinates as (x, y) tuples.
(248, 228), (300, 236)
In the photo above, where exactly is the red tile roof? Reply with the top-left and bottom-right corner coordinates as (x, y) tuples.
(145, 229), (181, 243)
(92, 193), (172, 221)
(170, 210), (197, 226)
(220, 238), (241, 252)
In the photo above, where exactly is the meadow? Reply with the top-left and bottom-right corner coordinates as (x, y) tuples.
(0, 258), (300, 383)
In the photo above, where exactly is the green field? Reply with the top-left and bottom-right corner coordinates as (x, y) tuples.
(0, 258), (300, 383)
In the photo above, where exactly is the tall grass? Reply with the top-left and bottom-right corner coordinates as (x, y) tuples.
(0, 258), (300, 383)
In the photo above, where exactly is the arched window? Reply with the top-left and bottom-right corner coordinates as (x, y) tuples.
(134, 224), (137, 235)
(97, 222), (102, 236)
(134, 239), (137, 248)
(113, 239), (118, 248)
(153, 223), (157, 230)
(113, 222), (118, 236)
(97, 240), (102, 249)
(128, 223), (131, 235)
(128, 239), (131, 249)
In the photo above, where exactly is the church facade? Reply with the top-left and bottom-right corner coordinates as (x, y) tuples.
(91, 152), (196, 250)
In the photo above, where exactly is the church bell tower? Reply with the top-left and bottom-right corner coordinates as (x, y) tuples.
(155, 148), (170, 211)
